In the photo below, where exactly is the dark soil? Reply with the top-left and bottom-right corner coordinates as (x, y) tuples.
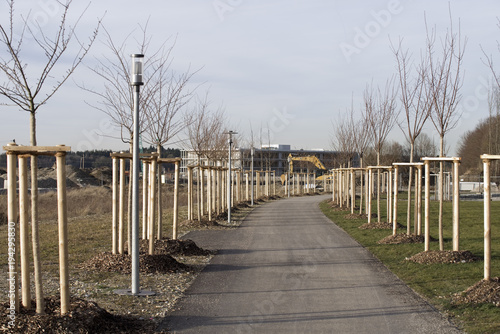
(378, 233), (426, 244)
(406, 250), (480, 264)
(359, 222), (402, 230)
(344, 213), (365, 219)
(453, 277), (500, 307)
(0, 296), (164, 333)
(143, 238), (213, 256)
(77, 252), (191, 274)
(180, 218), (224, 229)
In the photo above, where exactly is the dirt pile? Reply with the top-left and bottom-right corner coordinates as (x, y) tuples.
(378, 234), (425, 244)
(359, 222), (398, 230)
(406, 250), (480, 264)
(0, 297), (163, 333)
(453, 277), (500, 307)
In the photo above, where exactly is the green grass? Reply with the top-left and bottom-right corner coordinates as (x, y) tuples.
(320, 197), (500, 334)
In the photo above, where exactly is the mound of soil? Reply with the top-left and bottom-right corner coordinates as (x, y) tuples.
(180, 219), (223, 229)
(406, 250), (480, 264)
(453, 277), (500, 307)
(140, 238), (212, 256)
(378, 233), (425, 244)
(344, 213), (365, 219)
(0, 297), (162, 333)
(78, 252), (191, 274)
(359, 222), (400, 230)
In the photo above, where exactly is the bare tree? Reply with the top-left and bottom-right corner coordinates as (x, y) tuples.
(142, 42), (199, 239)
(426, 10), (466, 250)
(392, 38), (433, 234)
(363, 78), (399, 223)
(184, 92), (225, 221)
(0, 0), (100, 314)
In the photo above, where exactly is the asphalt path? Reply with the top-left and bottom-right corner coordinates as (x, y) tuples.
(159, 195), (462, 334)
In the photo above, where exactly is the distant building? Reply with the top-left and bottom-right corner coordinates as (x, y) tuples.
(180, 144), (357, 177)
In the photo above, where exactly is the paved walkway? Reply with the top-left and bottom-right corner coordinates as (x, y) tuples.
(159, 195), (462, 333)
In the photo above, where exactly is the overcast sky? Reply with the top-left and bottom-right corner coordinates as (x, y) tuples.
(1, 0), (499, 155)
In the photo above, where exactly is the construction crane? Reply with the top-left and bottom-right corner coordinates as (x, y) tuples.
(280, 153), (326, 185)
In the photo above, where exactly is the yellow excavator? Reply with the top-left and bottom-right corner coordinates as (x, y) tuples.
(280, 154), (327, 185)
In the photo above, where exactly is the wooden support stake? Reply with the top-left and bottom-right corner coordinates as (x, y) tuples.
(207, 167), (212, 221)
(118, 158), (126, 255)
(7, 148), (19, 313)
(142, 161), (148, 239)
(173, 162), (180, 240)
(452, 160), (460, 251)
(393, 166), (399, 235)
(19, 156), (31, 309)
(424, 161), (430, 251)
(367, 169), (372, 224)
(417, 166), (423, 236)
(112, 157), (119, 254)
(148, 160), (157, 254)
(56, 152), (69, 315)
(187, 166), (193, 221)
(483, 158), (491, 280)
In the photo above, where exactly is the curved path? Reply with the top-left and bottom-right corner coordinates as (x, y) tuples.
(159, 195), (461, 333)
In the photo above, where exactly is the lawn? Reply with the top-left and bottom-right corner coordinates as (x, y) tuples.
(320, 196), (500, 334)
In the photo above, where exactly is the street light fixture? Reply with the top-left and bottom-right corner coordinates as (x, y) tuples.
(115, 54), (154, 297)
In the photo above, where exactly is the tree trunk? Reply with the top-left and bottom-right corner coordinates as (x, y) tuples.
(30, 111), (45, 314)
(407, 144), (414, 235)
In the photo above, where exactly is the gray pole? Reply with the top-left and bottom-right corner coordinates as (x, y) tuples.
(251, 147), (254, 206)
(131, 75), (141, 295)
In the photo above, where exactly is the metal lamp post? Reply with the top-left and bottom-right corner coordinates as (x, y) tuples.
(115, 54), (154, 296)
(226, 131), (237, 223)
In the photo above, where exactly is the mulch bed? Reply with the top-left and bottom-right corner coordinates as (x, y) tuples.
(0, 297), (164, 333)
(180, 219), (224, 229)
(359, 222), (402, 230)
(77, 252), (191, 274)
(79, 238), (211, 274)
(406, 250), (480, 264)
(378, 233), (426, 244)
(453, 277), (500, 307)
(344, 213), (365, 219)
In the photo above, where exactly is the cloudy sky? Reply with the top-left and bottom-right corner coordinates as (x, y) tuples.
(1, 0), (499, 154)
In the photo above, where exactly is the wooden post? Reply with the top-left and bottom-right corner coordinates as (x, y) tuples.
(119, 158), (126, 255)
(417, 166), (423, 235)
(149, 160), (157, 253)
(424, 161), (430, 251)
(142, 161), (148, 238)
(236, 171), (241, 204)
(173, 161), (180, 240)
(393, 165), (399, 235)
(19, 156), (31, 309)
(216, 168), (221, 215)
(56, 151), (69, 315)
(483, 158), (491, 281)
(112, 157), (119, 253)
(350, 169), (355, 214)
(246, 172), (249, 201)
(212, 168), (216, 215)
(6, 147), (19, 313)
(198, 165), (205, 217)
(368, 168), (372, 224)
(207, 167), (212, 221)
(388, 168), (392, 224)
(452, 160), (460, 251)
(187, 166), (193, 221)
(256, 172), (260, 200)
